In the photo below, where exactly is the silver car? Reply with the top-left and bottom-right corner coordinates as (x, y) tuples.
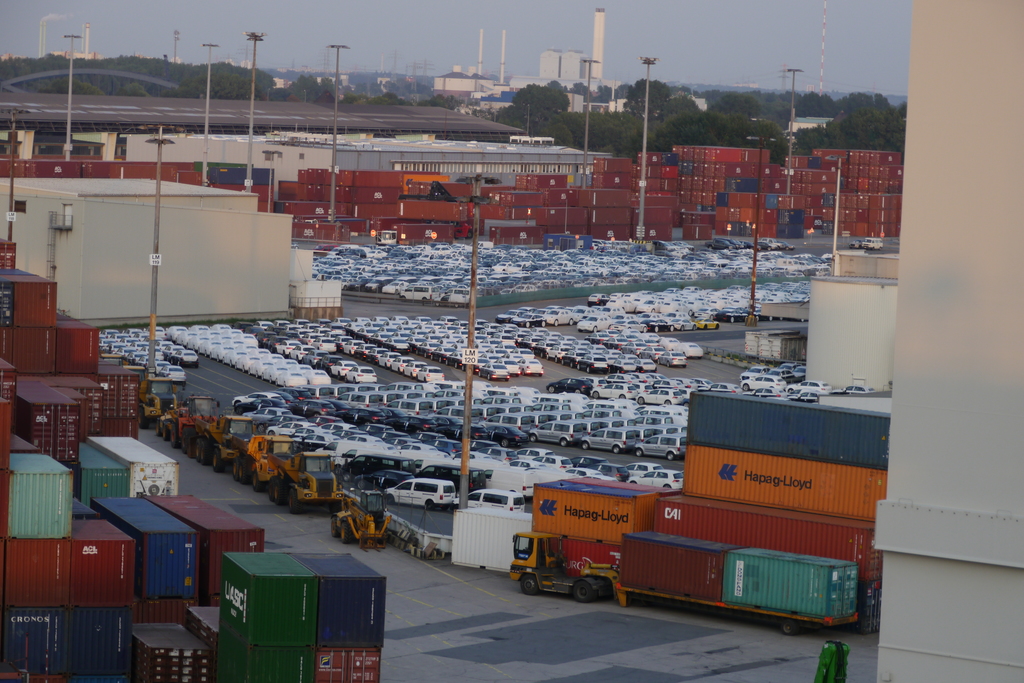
(581, 428), (642, 454)
(634, 434), (687, 461)
(529, 421), (590, 447)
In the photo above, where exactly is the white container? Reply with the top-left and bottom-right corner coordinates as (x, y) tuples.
(451, 508), (532, 572)
(85, 436), (179, 497)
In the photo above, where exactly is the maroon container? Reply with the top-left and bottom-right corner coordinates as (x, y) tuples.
(0, 273), (57, 328)
(588, 207), (633, 225)
(54, 318), (99, 374)
(587, 224), (631, 241)
(590, 172), (630, 189)
(0, 240), (16, 270)
(132, 598), (197, 625)
(559, 538), (622, 577)
(4, 538), (72, 607)
(579, 189), (630, 207)
(315, 647), (382, 683)
(99, 417), (138, 438)
(10, 434), (37, 453)
(14, 381), (81, 462)
(351, 170), (405, 187)
(0, 399), (10, 469)
(0, 358), (16, 404)
(96, 363), (139, 419)
(349, 186), (402, 204)
(51, 387), (88, 443)
(515, 174), (569, 191)
(38, 377), (103, 436)
(619, 532), (744, 602)
(542, 188), (579, 207)
(146, 495), (265, 599)
(534, 207), (589, 228)
(0, 327), (57, 374)
(654, 494), (882, 581)
(70, 519), (135, 607)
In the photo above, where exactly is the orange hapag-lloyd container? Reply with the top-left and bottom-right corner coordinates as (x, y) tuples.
(531, 481), (660, 544)
(683, 445), (887, 522)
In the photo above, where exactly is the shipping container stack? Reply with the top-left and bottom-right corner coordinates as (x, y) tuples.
(667, 391), (889, 633)
(217, 551), (386, 683)
(207, 166), (273, 211)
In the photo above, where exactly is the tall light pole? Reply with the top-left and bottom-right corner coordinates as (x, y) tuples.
(745, 134), (772, 327)
(63, 34), (81, 161)
(243, 32), (266, 195)
(580, 58), (599, 188)
(201, 43), (219, 187)
(5, 109), (20, 242)
(327, 44), (350, 222)
(828, 152), (847, 275)
(145, 127), (174, 375)
(636, 57), (659, 241)
(785, 67), (803, 195)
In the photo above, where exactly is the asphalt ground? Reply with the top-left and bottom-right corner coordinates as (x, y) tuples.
(159, 291), (877, 683)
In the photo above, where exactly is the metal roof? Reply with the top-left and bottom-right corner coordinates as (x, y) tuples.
(812, 276), (898, 286)
(11, 177), (245, 198)
(0, 92), (522, 141)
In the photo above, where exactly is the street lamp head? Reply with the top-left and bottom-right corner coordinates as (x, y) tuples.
(63, 34), (82, 39)
(327, 45), (350, 50)
(786, 68), (804, 73)
(638, 57), (659, 66)
(202, 43), (220, 48)
(243, 32), (266, 41)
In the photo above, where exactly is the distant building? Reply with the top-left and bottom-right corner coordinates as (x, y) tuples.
(539, 49), (587, 81)
(793, 116), (834, 132)
(433, 67), (496, 99)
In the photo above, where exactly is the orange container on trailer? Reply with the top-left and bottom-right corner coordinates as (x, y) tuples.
(683, 445), (887, 521)
(531, 480), (660, 544)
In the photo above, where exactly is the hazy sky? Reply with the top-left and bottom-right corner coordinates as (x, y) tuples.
(4, 0), (913, 95)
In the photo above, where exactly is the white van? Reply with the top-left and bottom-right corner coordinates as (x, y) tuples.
(400, 285), (440, 301)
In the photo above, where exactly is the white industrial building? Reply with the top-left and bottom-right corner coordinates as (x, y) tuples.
(8, 178), (290, 324)
(805, 276), (897, 393)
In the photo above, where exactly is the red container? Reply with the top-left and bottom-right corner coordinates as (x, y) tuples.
(50, 387), (89, 443)
(515, 174), (569, 191)
(654, 495), (882, 581)
(592, 157), (632, 173)
(397, 201), (467, 222)
(588, 207), (632, 225)
(682, 225), (712, 241)
(394, 224), (454, 244)
(542, 189), (579, 207)
(619, 532), (743, 602)
(146, 495), (265, 600)
(132, 598), (197, 625)
(489, 225), (544, 246)
(722, 162), (760, 178)
(579, 189), (630, 207)
(70, 519), (135, 607)
(96, 363), (139, 419)
(4, 539), (71, 607)
(587, 224), (631, 241)
(55, 318), (99, 374)
(590, 172), (630, 189)
(0, 273), (56, 328)
(534, 207), (588, 228)
(350, 186), (402, 204)
(635, 225), (672, 241)
(14, 381), (81, 462)
(10, 434), (37, 453)
(559, 538), (621, 577)
(38, 377), (102, 435)
(0, 240), (16, 270)
(351, 170), (405, 187)
(175, 170), (202, 185)
(631, 207), (674, 226)
(99, 417), (138, 438)
(0, 400), (10, 468)
(314, 647), (382, 683)
(279, 201), (331, 217)
(0, 327), (57, 374)
(492, 191), (544, 207)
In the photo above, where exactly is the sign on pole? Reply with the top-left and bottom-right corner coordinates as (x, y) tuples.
(149, 254), (162, 267)
(461, 348), (479, 365)
(5, 212), (15, 223)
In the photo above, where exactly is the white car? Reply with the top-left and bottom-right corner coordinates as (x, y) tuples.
(637, 387), (687, 405)
(740, 366), (772, 383)
(465, 488), (526, 512)
(741, 374), (787, 393)
(416, 366), (446, 383)
(385, 478), (459, 510)
(633, 469), (684, 489)
(531, 454), (574, 470)
(625, 462), (664, 478)
(787, 381), (833, 395)
(832, 385), (877, 395)
(347, 367), (378, 384)
(302, 369), (332, 386)
(507, 459), (545, 470)
(564, 467), (613, 480)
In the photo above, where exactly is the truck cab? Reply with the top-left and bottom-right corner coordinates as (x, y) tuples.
(509, 532), (616, 603)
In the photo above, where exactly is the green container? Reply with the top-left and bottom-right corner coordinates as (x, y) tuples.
(220, 553), (318, 647)
(218, 623), (312, 683)
(723, 547), (858, 619)
(9, 453), (72, 539)
(78, 444), (130, 505)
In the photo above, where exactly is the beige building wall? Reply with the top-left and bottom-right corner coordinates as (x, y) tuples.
(876, 1), (1024, 681)
(835, 251), (899, 279)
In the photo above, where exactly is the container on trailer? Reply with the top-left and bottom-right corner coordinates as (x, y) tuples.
(3, 607), (67, 675)
(68, 607), (131, 676)
(184, 605), (220, 649)
(8, 453), (72, 539)
(14, 382), (80, 462)
(722, 547), (858, 619)
(683, 445), (887, 521)
(218, 623), (313, 683)
(220, 552), (317, 647)
(147, 495), (265, 600)
(130, 598), (196, 625)
(558, 538), (622, 577)
(531, 480), (660, 544)
(290, 554), (386, 648)
(85, 437), (177, 497)
(76, 445), (130, 505)
(619, 532), (744, 602)
(654, 494), (882, 581)
(314, 647), (382, 683)
(4, 539), (71, 607)
(90, 498), (197, 599)
(686, 393), (890, 469)
(452, 508), (532, 572)
(70, 520), (135, 607)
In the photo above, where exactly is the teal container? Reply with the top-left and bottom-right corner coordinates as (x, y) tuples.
(218, 623), (313, 683)
(722, 547), (858, 619)
(78, 444), (130, 505)
(220, 553), (317, 647)
(9, 453), (72, 538)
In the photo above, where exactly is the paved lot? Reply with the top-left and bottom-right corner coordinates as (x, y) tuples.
(156, 293), (876, 683)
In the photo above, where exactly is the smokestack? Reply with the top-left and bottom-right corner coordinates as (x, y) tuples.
(478, 30), (484, 76)
(500, 30), (507, 84)
(84, 23), (90, 58)
(39, 20), (46, 58)
(592, 8), (605, 80)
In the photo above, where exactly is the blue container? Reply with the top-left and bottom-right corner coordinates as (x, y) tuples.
(807, 155), (823, 169)
(778, 209), (806, 225)
(289, 554), (387, 648)
(687, 393), (890, 469)
(724, 178), (758, 193)
(763, 194), (779, 210)
(679, 161), (695, 176)
(91, 498), (197, 599)
(821, 193), (836, 208)
(661, 152), (679, 166)
(69, 607), (131, 676)
(72, 498), (101, 519)
(3, 607), (68, 674)
(209, 166), (271, 186)
(778, 224), (806, 239)
(715, 192), (730, 207)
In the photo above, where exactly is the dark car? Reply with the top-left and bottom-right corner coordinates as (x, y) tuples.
(595, 463), (630, 482)
(384, 416), (435, 434)
(234, 397), (288, 415)
(482, 424), (530, 448)
(570, 455), (610, 468)
(290, 399), (338, 418)
(713, 308), (749, 323)
(706, 237), (741, 250)
(354, 468), (414, 492)
(340, 454), (417, 480)
(436, 423), (491, 442)
(546, 377), (594, 396)
(341, 407), (388, 425)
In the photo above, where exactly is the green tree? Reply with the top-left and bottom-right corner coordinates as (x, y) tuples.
(542, 121), (575, 147)
(367, 92), (409, 105)
(835, 92), (891, 114)
(38, 77), (103, 96)
(709, 92), (761, 119)
(496, 84), (570, 133)
(161, 72), (259, 99)
(569, 82), (588, 97)
(115, 82), (149, 97)
(797, 91), (839, 118)
(417, 94), (460, 110)
(662, 95), (700, 119)
(546, 80), (566, 92)
(624, 79), (671, 121)
(794, 102), (906, 155)
(595, 85), (612, 103)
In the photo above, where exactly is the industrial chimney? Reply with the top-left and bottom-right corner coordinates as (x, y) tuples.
(39, 20), (46, 58)
(592, 8), (605, 80)
(478, 30), (484, 76)
(84, 23), (90, 58)
(500, 30), (507, 85)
